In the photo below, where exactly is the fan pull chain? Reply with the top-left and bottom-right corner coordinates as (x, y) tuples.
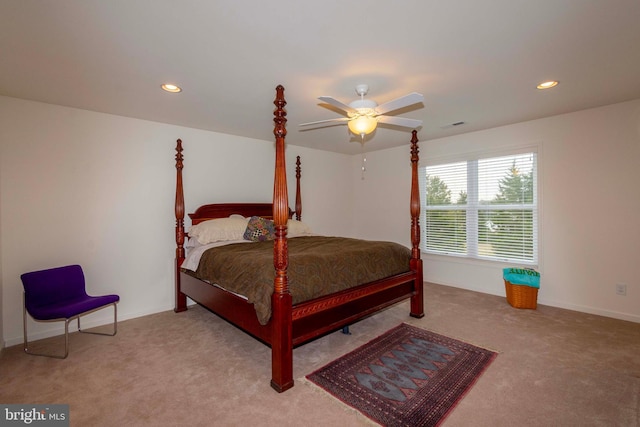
(360, 137), (367, 180)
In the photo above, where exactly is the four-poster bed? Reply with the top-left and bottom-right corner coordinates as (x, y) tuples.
(174, 85), (424, 392)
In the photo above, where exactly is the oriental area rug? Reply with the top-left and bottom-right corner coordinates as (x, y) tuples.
(306, 323), (497, 427)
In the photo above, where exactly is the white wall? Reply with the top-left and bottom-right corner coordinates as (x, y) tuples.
(351, 144), (415, 247)
(3, 96), (638, 349)
(0, 96), (353, 347)
(353, 99), (640, 323)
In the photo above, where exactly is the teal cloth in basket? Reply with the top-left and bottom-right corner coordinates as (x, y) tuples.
(503, 268), (540, 288)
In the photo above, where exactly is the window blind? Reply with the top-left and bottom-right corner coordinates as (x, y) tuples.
(421, 152), (538, 264)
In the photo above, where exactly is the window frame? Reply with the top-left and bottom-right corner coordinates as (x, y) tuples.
(419, 144), (541, 266)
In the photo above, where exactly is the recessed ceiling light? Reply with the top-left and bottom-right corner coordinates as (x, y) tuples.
(536, 80), (559, 90)
(161, 83), (182, 93)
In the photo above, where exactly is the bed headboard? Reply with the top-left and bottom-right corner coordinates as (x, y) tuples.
(188, 203), (293, 225)
(186, 153), (301, 226)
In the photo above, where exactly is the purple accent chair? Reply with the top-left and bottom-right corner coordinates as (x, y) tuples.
(21, 264), (120, 359)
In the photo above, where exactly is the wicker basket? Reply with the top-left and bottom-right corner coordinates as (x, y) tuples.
(504, 279), (538, 309)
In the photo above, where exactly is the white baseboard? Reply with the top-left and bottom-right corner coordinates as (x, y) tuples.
(432, 281), (640, 324)
(3, 303), (176, 348)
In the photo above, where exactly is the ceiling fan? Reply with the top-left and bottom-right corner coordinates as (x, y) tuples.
(299, 84), (424, 138)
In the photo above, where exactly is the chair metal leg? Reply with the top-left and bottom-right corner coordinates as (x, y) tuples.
(78, 302), (118, 336)
(23, 302), (69, 359)
(23, 297), (117, 359)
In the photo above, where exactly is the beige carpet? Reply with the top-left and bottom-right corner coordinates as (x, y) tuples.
(1, 283), (639, 426)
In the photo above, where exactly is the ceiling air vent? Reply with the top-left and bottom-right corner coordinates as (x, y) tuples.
(440, 121), (466, 129)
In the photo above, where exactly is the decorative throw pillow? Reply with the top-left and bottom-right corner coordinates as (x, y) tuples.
(243, 216), (275, 242)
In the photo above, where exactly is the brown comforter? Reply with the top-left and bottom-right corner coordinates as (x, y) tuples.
(188, 236), (411, 325)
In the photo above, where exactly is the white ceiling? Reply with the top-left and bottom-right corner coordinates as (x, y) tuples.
(2, 1), (640, 155)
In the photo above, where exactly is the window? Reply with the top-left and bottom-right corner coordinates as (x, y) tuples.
(420, 151), (538, 264)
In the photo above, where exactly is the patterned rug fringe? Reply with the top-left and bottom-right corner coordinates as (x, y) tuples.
(301, 377), (382, 426)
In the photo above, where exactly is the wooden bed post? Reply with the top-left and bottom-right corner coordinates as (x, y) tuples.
(175, 139), (187, 313)
(295, 156), (302, 221)
(409, 130), (425, 318)
(271, 85), (294, 392)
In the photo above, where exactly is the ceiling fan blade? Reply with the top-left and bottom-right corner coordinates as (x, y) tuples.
(376, 115), (423, 128)
(375, 92), (424, 115)
(299, 117), (349, 127)
(318, 96), (358, 115)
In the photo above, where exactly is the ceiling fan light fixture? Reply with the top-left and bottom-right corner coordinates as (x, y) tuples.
(347, 115), (377, 136)
(299, 85), (424, 138)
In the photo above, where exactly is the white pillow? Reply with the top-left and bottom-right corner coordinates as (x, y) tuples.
(287, 219), (312, 237)
(188, 217), (250, 244)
